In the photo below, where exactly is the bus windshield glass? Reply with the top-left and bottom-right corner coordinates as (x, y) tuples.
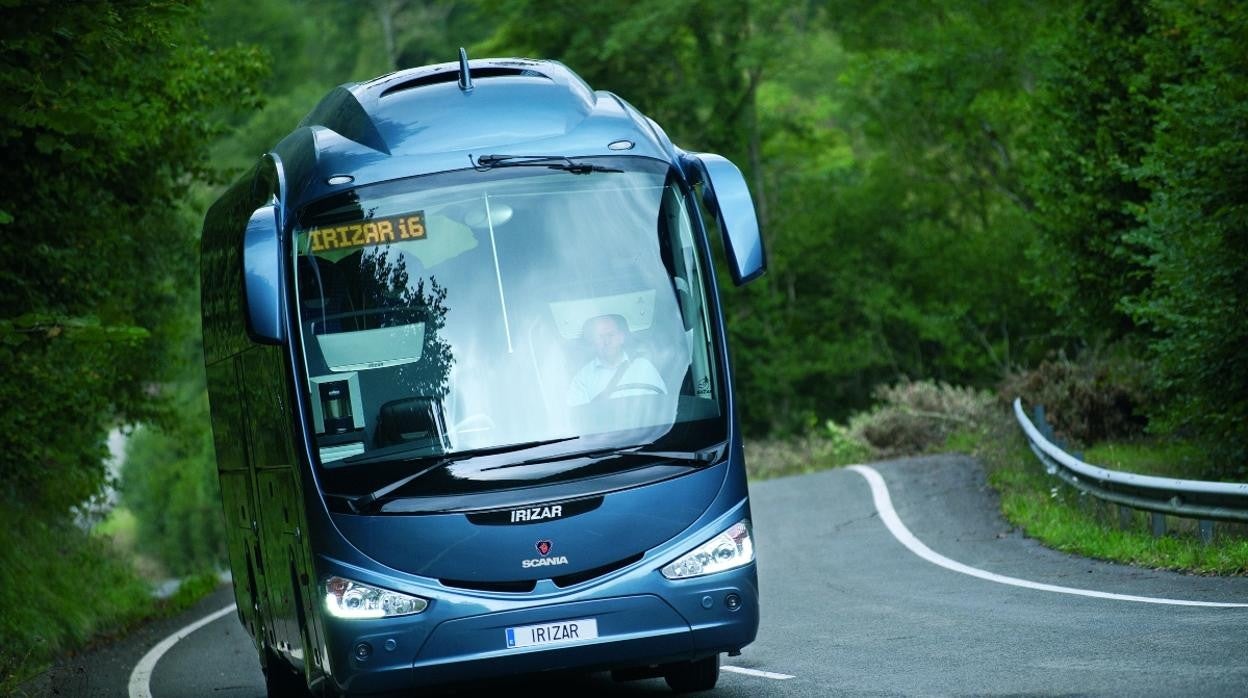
(292, 156), (725, 498)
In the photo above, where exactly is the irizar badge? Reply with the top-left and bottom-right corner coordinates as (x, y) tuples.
(510, 504), (564, 523)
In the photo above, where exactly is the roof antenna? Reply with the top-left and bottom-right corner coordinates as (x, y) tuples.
(457, 47), (473, 92)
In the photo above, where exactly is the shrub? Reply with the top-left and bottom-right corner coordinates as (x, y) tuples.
(744, 424), (871, 480)
(849, 380), (995, 457)
(998, 348), (1151, 446)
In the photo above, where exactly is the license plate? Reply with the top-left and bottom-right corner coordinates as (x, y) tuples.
(505, 618), (598, 649)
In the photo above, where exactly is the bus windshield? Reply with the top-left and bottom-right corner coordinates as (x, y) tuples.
(292, 156), (726, 498)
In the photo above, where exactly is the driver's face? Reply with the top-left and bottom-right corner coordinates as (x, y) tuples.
(588, 318), (625, 364)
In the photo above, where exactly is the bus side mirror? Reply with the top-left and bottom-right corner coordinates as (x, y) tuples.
(242, 204), (286, 345)
(683, 153), (767, 286)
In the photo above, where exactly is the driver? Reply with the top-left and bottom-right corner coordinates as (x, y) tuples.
(566, 314), (666, 406)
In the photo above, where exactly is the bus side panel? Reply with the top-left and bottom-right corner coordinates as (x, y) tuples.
(203, 161), (300, 671)
(254, 466), (300, 663)
(206, 353), (264, 647)
(242, 346), (323, 676)
(218, 469), (261, 637)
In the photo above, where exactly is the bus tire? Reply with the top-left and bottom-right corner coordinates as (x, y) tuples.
(263, 647), (312, 698)
(663, 653), (719, 693)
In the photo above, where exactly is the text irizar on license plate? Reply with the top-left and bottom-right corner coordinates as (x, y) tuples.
(505, 618), (598, 649)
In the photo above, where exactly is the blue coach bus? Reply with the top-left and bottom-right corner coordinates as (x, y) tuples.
(201, 51), (766, 697)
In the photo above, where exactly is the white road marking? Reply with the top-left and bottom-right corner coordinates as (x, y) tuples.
(847, 465), (1248, 608)
(723, 665), (796, 680)
(128, 604), (237, 698)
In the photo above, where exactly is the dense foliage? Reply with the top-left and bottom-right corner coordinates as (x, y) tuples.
(1127, 1), (1247, 472)
(0, 1), (261, 683)
(0, 1), (263, 515)
(1026, 0), (1248, 472)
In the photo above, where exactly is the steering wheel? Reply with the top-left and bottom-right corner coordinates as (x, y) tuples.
(607, 383), (666, 398)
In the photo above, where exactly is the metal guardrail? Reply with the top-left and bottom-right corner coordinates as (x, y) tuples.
(1013, 397), (1248, 543)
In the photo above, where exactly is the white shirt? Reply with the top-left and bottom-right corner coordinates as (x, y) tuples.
(566, 353), (666, 406)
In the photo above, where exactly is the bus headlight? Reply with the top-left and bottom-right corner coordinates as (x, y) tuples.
(324, 576), (428, 619)
(660, 520), (754, 580)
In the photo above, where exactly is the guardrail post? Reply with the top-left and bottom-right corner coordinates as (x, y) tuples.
(1077, 489), (1092, 514)
(1150, 512), (1166, 538)
(1095, 496), (1108, 523)
(1034, 404), (1077, 453)
(1199, 520), (1215, 545)
(1033, 406), (1050, 440)
(1118, 504), (1133, 530)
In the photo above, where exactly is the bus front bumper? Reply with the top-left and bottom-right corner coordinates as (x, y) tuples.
(321, 567), (758, 695)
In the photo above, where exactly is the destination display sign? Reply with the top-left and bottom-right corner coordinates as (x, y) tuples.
(308, 211), (426, 253)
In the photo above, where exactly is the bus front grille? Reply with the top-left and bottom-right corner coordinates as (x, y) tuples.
(551, 553), (644, 588)
(438, 553), (645, 593)
(438, 578), (538, 593)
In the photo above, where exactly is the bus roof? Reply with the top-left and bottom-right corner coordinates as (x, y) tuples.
(269, 55), (682, 211)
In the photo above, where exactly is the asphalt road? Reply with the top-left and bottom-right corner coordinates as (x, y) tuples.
(21, 455), (1248, 697)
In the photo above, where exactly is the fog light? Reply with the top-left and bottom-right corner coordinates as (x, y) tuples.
(354, 642), (372, 660)
(725, 593), (742, 611)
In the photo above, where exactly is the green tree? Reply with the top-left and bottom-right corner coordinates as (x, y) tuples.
(1026, 0), (1247, 466)
(1126, 0), (1248, 471)
(732, 2), (1058, 429)
(0, 0), (263, 683)
(1025, 1), (1157, 340)
(0, 1), (263, 513)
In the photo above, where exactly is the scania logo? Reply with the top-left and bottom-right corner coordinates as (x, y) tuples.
(523, 539), (568, 568)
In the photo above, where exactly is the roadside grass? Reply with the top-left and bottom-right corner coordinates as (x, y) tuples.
(0, 505), (222, 694)
(0, 506), (154, 692)
(957, 411), (1248, 575)
(1081, 439), (1231, 482)
(163, 570), (225, 614)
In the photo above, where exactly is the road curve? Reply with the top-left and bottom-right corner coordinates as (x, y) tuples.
(22, 454), (1248, 697)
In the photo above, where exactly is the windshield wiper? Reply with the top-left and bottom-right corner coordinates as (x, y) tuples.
(483, 441), (726, 472)
(340, 436), (579, 514)
(472, 154), (624, 174)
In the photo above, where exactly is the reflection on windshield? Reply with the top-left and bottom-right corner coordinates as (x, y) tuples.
(293, 156), (725, 496)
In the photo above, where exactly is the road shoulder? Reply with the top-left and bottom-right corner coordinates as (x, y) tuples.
(12, 585), (237, 698)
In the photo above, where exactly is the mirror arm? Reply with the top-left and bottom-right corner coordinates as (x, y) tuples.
(679, 153), (766, 286)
